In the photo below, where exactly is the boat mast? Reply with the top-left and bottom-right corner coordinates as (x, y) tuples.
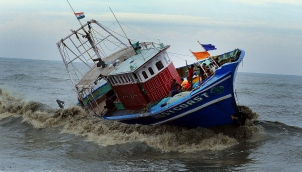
(60, 1), (130, 108)
(67, 0), (106, 67)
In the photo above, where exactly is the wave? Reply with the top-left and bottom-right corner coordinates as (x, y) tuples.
(7, 74), (33, 80)
(0, 87), (262, 153)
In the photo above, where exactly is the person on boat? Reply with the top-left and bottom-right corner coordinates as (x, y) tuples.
(214, 58), (220, 67)
(104, 96), (115, 116)
(180, 78), (190, 91)
(92, 57), (106, 68)
(199, 63), (207, 80)
(170, 79), (182, 97)
(196, 64), (205, 83)
(202, 63), (211, 79)
(210, 63), (216, 74)
(104, 90), (117, 116)
(185, 60), (194, 90)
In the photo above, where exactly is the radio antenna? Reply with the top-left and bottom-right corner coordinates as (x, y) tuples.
(109, 7), (129, 40)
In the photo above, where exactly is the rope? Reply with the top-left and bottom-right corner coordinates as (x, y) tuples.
(62, 46), (81, 81)
(84, 89), (96, 114)
(62, 44), (90, 85)
(167, 51), (196, 64)
(89, 88), (99, 110)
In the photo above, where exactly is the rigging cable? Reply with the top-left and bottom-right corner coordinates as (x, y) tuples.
(91, 28), (123, 52)
(109, 7), (129, 42)
(89, 27), (110, 56)
(62, 45), (82, 81)
(74, 30), (95, 62)
(89, 29), (108, 57)
(91, 28), (121, 53)
(119, 21), (153, 42)
(167, 51), (196, 64)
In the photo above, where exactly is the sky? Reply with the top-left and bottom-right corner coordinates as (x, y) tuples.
(1, 0), (302, 76)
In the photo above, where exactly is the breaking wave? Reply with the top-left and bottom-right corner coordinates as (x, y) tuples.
(0, 87), (262, 153)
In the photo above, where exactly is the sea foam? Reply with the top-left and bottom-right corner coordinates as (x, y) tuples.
(0, 87), (261, 152)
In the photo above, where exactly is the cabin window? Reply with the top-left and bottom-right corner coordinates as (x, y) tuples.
(155, 60), (164, 71)
(142, 71), (148, 79)
(133, 73), (138, 79)
(135, 72), (142, 82)
(120, 76), (124, 83)
(115, 76), (121, 84)
(122, 75), (128, 83)
(107, 77), (112, 85)
(109, 77), (113, 85)
(128, 74), (134, 83)
(148, 67), (155, 75)
(133, 73), (139, 82)
(123, 75), (127, 83)
(126, 75), (131, 83)
(108, 77), (115, 85)
(125, 75), (130, 83)
(112, 76), (117, 85)
(119, 76), (124, 83)
(114, 76), (120, 84)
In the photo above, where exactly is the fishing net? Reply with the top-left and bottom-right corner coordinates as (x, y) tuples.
(167, 91), (190, 104)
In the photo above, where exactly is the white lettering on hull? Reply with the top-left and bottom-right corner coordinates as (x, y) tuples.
(154, 92), (209, 119)
(152, 94), (232, 125)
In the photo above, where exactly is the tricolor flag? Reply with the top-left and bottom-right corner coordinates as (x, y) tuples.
(199, 43), (217, 51)
(74, 12), (85, 20)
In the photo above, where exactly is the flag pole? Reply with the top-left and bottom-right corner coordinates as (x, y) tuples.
(67, 0), (84, 27)
(198, 41), (206, 52)
(189, 49), (199, 62)
(66, 0), (105, 66)
(198, 41), (219, 67)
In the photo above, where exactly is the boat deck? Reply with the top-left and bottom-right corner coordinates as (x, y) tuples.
(76, 46), (135, 88)
(91, 96), (146, 117)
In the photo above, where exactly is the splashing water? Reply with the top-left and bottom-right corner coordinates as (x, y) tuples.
(0, 87), (262, 153)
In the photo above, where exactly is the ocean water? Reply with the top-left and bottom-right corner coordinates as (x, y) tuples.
(1, 57), (302, 171)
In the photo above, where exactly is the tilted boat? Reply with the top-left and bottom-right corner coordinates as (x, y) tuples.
(57, 19), (245, 128)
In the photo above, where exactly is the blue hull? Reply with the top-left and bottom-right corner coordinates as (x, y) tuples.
(103, 50), (245, 128)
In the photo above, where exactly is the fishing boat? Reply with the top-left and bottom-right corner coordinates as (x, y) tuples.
(57, 19), (245, 128)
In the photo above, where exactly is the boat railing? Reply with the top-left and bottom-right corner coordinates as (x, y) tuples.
(80, 82), (112, 107)
(212, 49), (241, 67)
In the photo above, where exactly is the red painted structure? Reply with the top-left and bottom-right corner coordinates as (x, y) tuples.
(143, 63), (181, 102)
(113, 84), (149, 110)
(113, 63), (181, 110)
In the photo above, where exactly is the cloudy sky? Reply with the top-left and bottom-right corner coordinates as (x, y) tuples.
(1, 0), (302, 76)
